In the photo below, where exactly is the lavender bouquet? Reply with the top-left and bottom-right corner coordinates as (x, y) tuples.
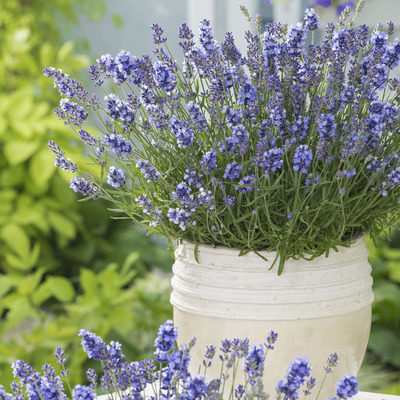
(3, 321), (359, 400)
(44, 0), (400, 273)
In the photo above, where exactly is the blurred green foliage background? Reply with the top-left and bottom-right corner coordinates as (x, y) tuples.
(0, 0), (173, 387)
(0, 0), (399, 394)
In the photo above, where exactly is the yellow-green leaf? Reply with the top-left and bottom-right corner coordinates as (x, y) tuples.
(46, 276), (75, 302)
(1, 223), (30, 259)
(47, 211), (76, 239)
(30, 148), (55, 187)
(4, 139), (40, 166)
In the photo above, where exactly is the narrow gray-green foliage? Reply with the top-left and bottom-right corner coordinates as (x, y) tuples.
(45, 1), (400, 273)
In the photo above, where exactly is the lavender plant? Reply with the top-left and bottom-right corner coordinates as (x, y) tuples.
(3, 320), (360, 400)
(44, 0), (400, 273)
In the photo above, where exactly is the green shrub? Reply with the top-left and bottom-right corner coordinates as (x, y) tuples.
(0, 256), (172, 386)
(0, 0), (172, 388)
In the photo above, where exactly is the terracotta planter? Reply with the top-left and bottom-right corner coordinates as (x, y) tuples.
(171, 235), (374, 397)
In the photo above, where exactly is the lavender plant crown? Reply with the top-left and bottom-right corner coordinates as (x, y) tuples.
(44, 1), (400, 273)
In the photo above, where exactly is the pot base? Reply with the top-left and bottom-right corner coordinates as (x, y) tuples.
(174, 305), (371, 397)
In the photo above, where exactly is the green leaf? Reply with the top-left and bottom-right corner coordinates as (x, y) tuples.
(3, 139), (40, 166)
(0, 276), (17, 297)
(31, 281), (53, 306)
(47, 211), (76, 239)
(108, 308), (133, 334)
(18, 268), (46, 296)
(111, 13), (124, 29)
(29, 148), (55, 187)
(0, 190), (16, 215)
(57, 41), (75, 62)
(39, 42), (55, 69)
(1, 223), (30, 259)
(6, 86), (33, 121)
(80, 268), (99, 296)
(369, 327), (400, 368)
(46, 276), (75, 302)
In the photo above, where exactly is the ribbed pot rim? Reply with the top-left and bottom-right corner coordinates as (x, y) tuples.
(182, 232), (364, 261)
(170, 233), (374, 320)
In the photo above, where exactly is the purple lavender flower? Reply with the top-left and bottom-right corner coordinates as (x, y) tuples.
(184, 166), (203, 188)
(238, 77), (257, 106)
(187, 101), (208, 131)
(154, 61), (176, 92)
(136, 194), (153, 215)
(167, 208), (194, 231)
(305, 173), (321, 188)
(336, 1), (355, 15)
(183, 374), (208, 399)
(335, 375), (359, 399)
(304, 9), (319, 31)
(314, 0), (331, 6)
(0, 385), (13, 400)
(161, 349), (190, 388)
(199, 19), (217, 53)
(225, 107), (242, 126)
(140, 86), (156, 105)
(286, 23), (306, 56)
(70, 177), (99, 199)
(223, 195), (236, 207)
(136, 159), (161, 182)
(86, 369), (98, 387)
(114, 50), (140, 85)
(48, 140), (78, 173)
(371, 31), (389, 49)
(317, 113), (337, 140)
(179, 23), (195, 53)
(387, 166), (400, 190)
(198, 188), (214, 209)
(55, 98), (88, 126)
(170, 117), (195, 148)
(78, 330), (108, 361)
(245, 344), (265, 382)
(151, 23), (167, 45)
(154, 320), (178, 362)
(277, 356), (312, 400)
(54, 347), (66, 365)
(72, 385), (96, 400)
(344, 168), (356, 178)
(46, 70), (86, 100)
(171, 182), (192, 201)
(259, 148), (284, 174)
(43, 67), (88, 102)
(235, 175), (256, 193)
(78, 129), (97, 146)
(303, 377), (316, 396)
(383, 41), (400, 69)
(325, 352), (339, 373)
(223, 161), (242, 181)
(107, 166), (126, 188)
(203, 345), (216, 368)
(221, 32), (242, 64)
(11, 360), (36, 385)
(102, 133), (132, 155)
(105, 94), (135, 126)
(200, 150), (218, 174)
(104, 340), (124, 373)
(293, 145), (313, 174)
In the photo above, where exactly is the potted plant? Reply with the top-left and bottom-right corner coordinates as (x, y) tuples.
(44, 0), (400, 395)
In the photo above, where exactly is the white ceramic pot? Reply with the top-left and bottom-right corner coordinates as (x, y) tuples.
(170, 235), (374, 397)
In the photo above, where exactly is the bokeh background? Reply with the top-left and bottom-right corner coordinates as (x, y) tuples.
(0, 0), (399, 393)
